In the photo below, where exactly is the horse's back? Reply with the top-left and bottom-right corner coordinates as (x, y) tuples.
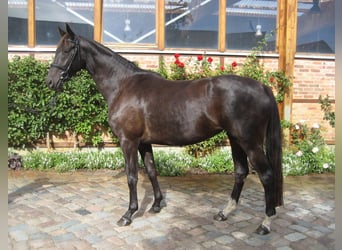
(215, 74), (274, 113)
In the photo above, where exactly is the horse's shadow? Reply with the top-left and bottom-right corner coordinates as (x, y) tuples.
(111, 170), (265, 229)
(8, 177), (67, 204)
(135, 179), (168, 219)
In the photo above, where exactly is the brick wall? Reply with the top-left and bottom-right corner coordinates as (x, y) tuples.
(292, 59), (335, 143)
(9, 52), (335, 145)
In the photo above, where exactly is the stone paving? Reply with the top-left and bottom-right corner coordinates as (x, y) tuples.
(8, 169), (335, 249)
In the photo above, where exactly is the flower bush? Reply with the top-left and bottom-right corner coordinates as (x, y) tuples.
(283, 121), (335, 175)
(159, 43), (291, 103)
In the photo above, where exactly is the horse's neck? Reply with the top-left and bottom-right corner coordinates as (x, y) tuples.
(82, 39), (139, 104)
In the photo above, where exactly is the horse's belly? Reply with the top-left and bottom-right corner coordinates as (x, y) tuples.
(142, 122), (222, 146)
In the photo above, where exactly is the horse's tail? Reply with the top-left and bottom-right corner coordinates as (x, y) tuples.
(264, 86), (283, 207)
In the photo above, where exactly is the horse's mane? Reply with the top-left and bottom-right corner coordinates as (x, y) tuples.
(81, 36), (144, 73)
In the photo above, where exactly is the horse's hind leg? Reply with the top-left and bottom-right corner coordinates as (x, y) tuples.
(214, 139), (249, 221)
(139, 143), (163, 213)
(247, 147), (277, 235)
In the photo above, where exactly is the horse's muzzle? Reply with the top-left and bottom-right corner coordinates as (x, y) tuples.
(46, 78), (63, 91)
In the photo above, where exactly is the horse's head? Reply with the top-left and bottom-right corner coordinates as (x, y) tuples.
(46, 24), (83, 90)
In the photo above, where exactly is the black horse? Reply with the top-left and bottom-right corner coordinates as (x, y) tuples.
(46, 24), (283, 235)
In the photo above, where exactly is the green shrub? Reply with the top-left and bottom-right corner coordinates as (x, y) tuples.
(319, 95), (335, 128)
(8, 56), (53, 147)
(153, 151), (191, 176)
(197, 148), (234, 173)
(18, 144), (334, 176)
(22, 150), (125, 172)
(185, 132), (227, 158)
(8, 56), (117, 148)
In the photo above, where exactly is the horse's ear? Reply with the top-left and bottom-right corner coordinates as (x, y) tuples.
(58, 26), (66, 37)
(65, 23), (75, 39)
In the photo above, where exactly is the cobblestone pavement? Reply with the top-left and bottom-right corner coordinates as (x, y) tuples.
(8, 169), (335, 249)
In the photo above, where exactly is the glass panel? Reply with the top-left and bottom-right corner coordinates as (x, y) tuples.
(297, 0), (335, 54)
(226, 0), (277, 51)
(165, 0), (219, 49)
(35, 0), (94, 45)
(8, 0), (28, 45)
(102, 0), (156, 44)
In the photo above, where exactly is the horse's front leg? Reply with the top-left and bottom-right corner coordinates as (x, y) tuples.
(138, 143), (163, 213)
(117, 140), (140, 227)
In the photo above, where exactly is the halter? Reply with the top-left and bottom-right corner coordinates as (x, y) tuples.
(50, 38), (81, 83)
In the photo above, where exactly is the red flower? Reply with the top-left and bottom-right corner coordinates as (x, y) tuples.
(174, 59), (184, 68)
(270, 77), (275, 83)
(174, 53), (180, 59)
(220, 65), (225, 71)
(207, 57), (213, 63)
(231, 61), (237, 68)
(197, 55), (203, 61)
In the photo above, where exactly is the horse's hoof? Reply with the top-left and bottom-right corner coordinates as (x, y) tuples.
(149, 200), (165, 213)
(213, 211), (227, 221)
(117, 217), (132, 227)
(255, 224), (270, 235)
(149, 206), (161, 213)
